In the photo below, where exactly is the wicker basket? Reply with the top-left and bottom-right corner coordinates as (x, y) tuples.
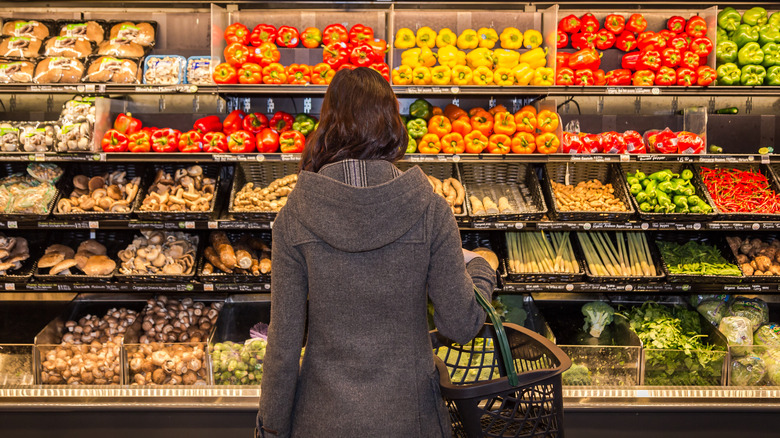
(698, 163), (780, 221)
(543, 162), (635, 221)
(228, 162), (300, 221)
(459, 163), (547, 222)
(654, 232), (743, 283)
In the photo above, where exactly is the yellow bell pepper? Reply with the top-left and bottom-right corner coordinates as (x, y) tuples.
(394, 28), (416, 49)
(451, 65), (473, 85)
(493, 67), (514, 86)
(512, 63), (534, 86)
(419, 46), (436, 67)
(523, 29), (543, 49)
(472, 66), (494, 85)
(531, 67), (554, 86)
(437, 45), (460, 68)
(456, 29), (479, 49)
(401, 48), (421, 68)
(493, 49), (520, 69)
(431, 65), (452, 85)
(477, 27), (499, 49)
(436, 28), (457, 48)
(500, 27), (523, 49)
(519, 47), (547, 69)
(416, 26), (437, 48)
(412, 66), (432, 85)
(392, 65), (413, 85)
(466, 48), (494, 69)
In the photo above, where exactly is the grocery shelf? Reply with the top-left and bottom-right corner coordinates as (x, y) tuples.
(0, 84), (218, 95)
(0, 281), (270, 293)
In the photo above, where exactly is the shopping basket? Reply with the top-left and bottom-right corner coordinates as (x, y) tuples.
(431, 289), (571, 438)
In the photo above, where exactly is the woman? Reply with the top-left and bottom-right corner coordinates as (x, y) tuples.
(257, 67), (496, 438)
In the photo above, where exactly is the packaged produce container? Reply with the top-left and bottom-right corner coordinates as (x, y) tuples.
(655, 232), (744, 284)
(0, 162), (61, 221)
(228, 161), (300, 222)
(574, 231), (665, 283)
(0, 344), (34, 385)
(542, 162), (635, 221)
(143, 55), (186, 85)
(186, 55), (212, 85)
(459, 163), (547, 222)
(397, 162), (467, 220)
(696, 163), (780, 221)
(53, 162), (145, 220)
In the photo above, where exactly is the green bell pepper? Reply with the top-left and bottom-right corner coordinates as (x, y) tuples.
(741, 64), (767, 85)
(716, 63), (741, 85)
(409, 99), (432, 120)
(406, 118), (428, 139)
(634, 171), (646, 180)
(630, 183), (643, 195)
(680, 169), (693, 180)
(733, 24), (760, 48)
(716, 40), (738, 64)
(759, 25), (780, 45)
(406, 137), (417, 153)
(770, 12), (780, 30)
(717, 27), (730, 44)
(767, 66), (780, 86)
(292, 114), (317, 136)
(717, 7), (742, 33)
(743, 7), (769, 27)
(687, 195), (702, 206)
(738, 42), (764, 66)
(762, 42), (780, 68)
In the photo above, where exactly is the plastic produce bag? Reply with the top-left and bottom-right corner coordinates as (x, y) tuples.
(698, 298), (730, 326)
(731, 355), (766, 386)
(729, 297), (769, 332)
(719, 316), (753, 356)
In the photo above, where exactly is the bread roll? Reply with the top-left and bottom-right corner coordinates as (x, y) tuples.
(97, 39), (144, 57)
(109, 21), (155, 46)
(85, 56), (139, 83)
(0, 60), (34, 83)
(2, 20), (49, 39)
(33, 57), (85, 83)
(44, 36), (92, 58)
(59, 21), (104, 44)
(0, 36), (42, 58)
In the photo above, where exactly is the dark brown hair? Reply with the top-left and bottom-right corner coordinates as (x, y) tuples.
(300, 67), (407, 173)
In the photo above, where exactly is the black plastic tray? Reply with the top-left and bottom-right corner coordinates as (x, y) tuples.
(696, 162), (780, 221)
(32, 230), (132, 282)
(396, 162), (468, 219)
(655, 232), (744, 284)
(501, 230), (585, 283)
(52, 163), (145, 220)
(197, 230), (272, 284)
(135, 164), (219, 221)
(228, 162), (299, 222)
(461, 230), (505, 290)
(459, 162), (547, 222)
(543, 162), (635, 221)
(574, 231), (666, 283)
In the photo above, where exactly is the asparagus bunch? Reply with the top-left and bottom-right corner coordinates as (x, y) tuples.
(577, 232), (656, 277)
(505, 231), (577, 274)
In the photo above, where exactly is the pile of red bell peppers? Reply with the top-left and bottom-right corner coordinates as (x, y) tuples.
(100, 110), (316, 154)
(561, 127), (704, 154)
(213, 22), (390, 85)
(557, 12), (716, 86)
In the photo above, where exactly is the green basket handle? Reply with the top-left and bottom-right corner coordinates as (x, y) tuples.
(473, 287), (518, 386)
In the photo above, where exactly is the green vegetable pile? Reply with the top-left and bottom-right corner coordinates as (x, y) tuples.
(621, 302), (725, 386)
(716, 7), (780, 86)
(657, 240), (743, 276)
(627, 169), (712, 214)
(212, 339), (266, 385)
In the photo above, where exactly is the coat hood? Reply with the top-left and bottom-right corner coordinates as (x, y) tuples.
(286, 161), (434, 253)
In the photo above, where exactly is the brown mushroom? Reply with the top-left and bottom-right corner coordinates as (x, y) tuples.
(73, 174), (89, 190)
(50, 258), (78, 275)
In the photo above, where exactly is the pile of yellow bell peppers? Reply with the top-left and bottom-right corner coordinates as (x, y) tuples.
(392, 26), (553, 86)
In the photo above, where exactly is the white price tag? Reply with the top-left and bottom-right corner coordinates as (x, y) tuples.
(208, 221), (219, 229)
(34, 153), (46, 162)
(88, 221), (99, 229)
(762, 155), (770, 164)
(4, 283), (14, 290)
(203, 283), (214, 292)
(184, 221), (195, 229)
(6, 221), (17, 229)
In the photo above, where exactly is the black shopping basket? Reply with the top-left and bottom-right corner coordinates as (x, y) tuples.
(431, 289), (571, 438)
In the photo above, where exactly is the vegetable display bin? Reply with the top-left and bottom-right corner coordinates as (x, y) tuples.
(52, 162), (146, 220)
(723, 235), (780, 283)
(574, 231), (666, 283)
(696, 163), (780, 222)
(397, 162), (468, 221)
(494, 294), (556, 341)
(32, 230), (134, 283)
(502, 230), (586, 283)
(124, 341), (213, 386)
(655, 232), (744, 284)
(459, 163), (547, 222)
(197, 230), (272, 284)
(0, 344), (34, 385)
(228, 161), (300, 222)
(134, 163), (220, 221)
(535, 300), (642, 386)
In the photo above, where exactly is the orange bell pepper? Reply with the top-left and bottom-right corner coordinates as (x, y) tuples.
(444, 104), (467, 121)
(311, 63), (335, 84)
(511, 132), (536, 154)
(432, 106), (443, 116)
(492, 111), (516, 136)
(468, 107), (487, 117)
(488, 104), (508, 116)
(470, 111), (494, 136)
(519, 105), (537, 115)
(418, 133), (441, 154)
(514, 109), (537, 133)
(440, 132), (465, 154)
(428, 115), (452, 137)
(464, 131), (488, 154)
(262, 63), (287, 84)
(451, 115), (473, 136)
(535, 132), (560, 154)
(487, 133), (511, 154)
(537, 110), (560, 133)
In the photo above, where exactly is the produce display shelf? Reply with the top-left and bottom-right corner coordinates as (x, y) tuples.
(0, 281), (270, 293)
(503, 281), (780, 294)
(0, 84), (218, 95)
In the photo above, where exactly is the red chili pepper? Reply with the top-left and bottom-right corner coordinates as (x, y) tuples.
(701, 167), (780, 214)
(269, 111), (294, 133)
(626, 13), (648, 33)
(348, 24), (374, 46)
(242, 112), (269, 134)
(686, 16), (708, 39)
(203, 131), (228, 153)
(279, 130), (305, 153)
(667, 16), (687, 34)
(571, 32), (596, 50)
(178, 130), (203, 153)
(101, 129), (129, 152)
(580, 13), (600, 33)
(228, 130), (256, 153)
(615, 30), (637, 52)
(256, 128), (279, 153)
(605, 68), (632, 85)
(558, 14), (582, 34)
(557, 30), (569, 49)
(594, 29), (616, 50)
(323, 24), (349, 46)
(696, 65), (717, 87)
(604, 14), (626, 34)
(275, 25), (299, 48)
(150, 128), (181, 153)
(249, 24), (277, 47)
(223, 110), (246, 135)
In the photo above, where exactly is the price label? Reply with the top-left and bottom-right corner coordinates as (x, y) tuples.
(88, 221), (99, 229)
(280, 154), (298, 161)
(762, 155), (771, 164)
(208, 221), (219, 229)
(4, 283), (14, 290)
(183, 221), (195, 229)
(203, 283), (214, 292)
(34, 153), (46, 162)
(514, 223), (524, 230)
(256, 154), (265, 162)
(6, 221), (17, 229)
(473, 222), (494, 229)
(620, 154), (630, 162)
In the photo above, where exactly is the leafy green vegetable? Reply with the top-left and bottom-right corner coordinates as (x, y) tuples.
(729, 297), (769, 332)
(582, 301), (615, 338)
(731, 355), (767, 386)
(697, 299), (729, 326)
(562, 363), (592, 385)
(657, 240), (742, 276)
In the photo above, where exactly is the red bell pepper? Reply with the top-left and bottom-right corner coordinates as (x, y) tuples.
(203, 132), (228, 153)
(556, 52), (571, 72)
(101, 129), (128, 152)
(594, 69), (606, 85)
(685, 16), (707, 39)
(194, 116), (222, 134)
(127, 131), (150, 153)
(696, 65), (717, 87)
(654, 66), (677, 86)
(238, 62), (263, 84)
(322, 24), (349, 46)
(558, 14), (582, 34)
(350, 44), (378, 67)
(212, 62), (237, 84)
(680, 51), (699, 70)
(647, 128), (678, 154)
(114, 112), (142, 135)
(249, 24), (277, 47)
(621, 52), (641, 70)
(639, 50), (661, 71)
(615, 30), (637, 52)
(337, 63), (356, 71)
(623, 130), (646, 154)
(601, 131), (627, 154)
(275, 25), (299, 48)
(242, 112), (269, 134)
(568, 48), (601, 70)
(605, 69), (632, 85)
(557, 30), (569, 49)
(676, 131), (704, 154)
(637, 32), (666, 52)
(300, 27), (322, 49)
(323, 42), (349, 69)
(626, 13), (647, 33)
(178, 130), (202, 153)
(661, 47), (681, 68)
(286, 64), (311, 84)
(690, 37), (713, 57)
(676, 67), (696, 86)
(366, 39), (388, 60)
(279, 130), (305, 153)
(571, 32), (596, 50)
(223, 110), (246, 135)
(228, 130), (256, 153)
(369, 62), (390, 82)
(580, 13), (600, 33)
(270, 111), (294, 133)
(556, 67), (575, 85)
(594, 29), (616, 50)
(224, 42), (250, 67)
(150, 128), (181, 153)
(667, 16), (686, 34)
(141, 127), (156, 138)
(225, 23), (249, 45)
(256, 128), (279, 153)
(632, 70), (655, 86)
(560, 132), (584, 154)
(668, 35), (689, 51)
(658, 29), (677, 43)
(574, 68), (595, 86)
(251, 42), (281, 67)
(581, 133), (603, 153)
(604, 14), (626, 34)
(348, 24), (374, 46)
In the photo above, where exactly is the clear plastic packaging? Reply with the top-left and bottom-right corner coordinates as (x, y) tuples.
(27, 163), (64, 184)
(186, 56), (213, 85)
(0, 36), (42, 58)
(19, 122), (58, 152)
(96, 39), (145, 58)
(57, 20), (105, 44)
(33, 57), (85, 83)
(55, 122), (92, 152)
(43, 36), (93, 58)
(108, 21), (156, 47)
(2, 20), (51, 40)
(0, 59), (35, 83)
(83, 56), (140, 83)
(0, 122), (21, 152)
(143, 55), (185, 85)
(58, 97), (96, 125)
(0, 173), (57, 214)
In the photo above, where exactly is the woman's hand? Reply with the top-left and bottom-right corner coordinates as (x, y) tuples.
(462, 248), (484, 264)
